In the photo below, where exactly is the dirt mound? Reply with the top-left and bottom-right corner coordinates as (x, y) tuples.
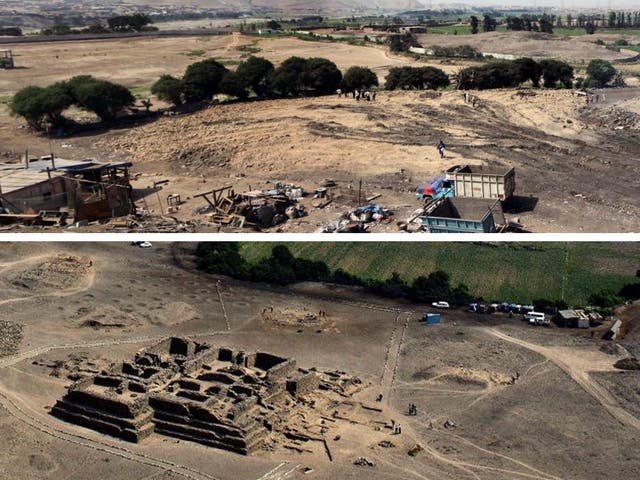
(614, 357), (640, 370)
(171, 144), (235, 174)
(6, 255), (92, 293)
(0, 321), (23, 357)
(143, 302), (201, 326)
(261, 305), (338, 332)
(600, 342), (629, 356)
(74, 304), (140, 330)
(430, 367), (515, 391)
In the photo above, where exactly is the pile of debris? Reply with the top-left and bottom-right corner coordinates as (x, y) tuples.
(0, 321), (23, 357)
(195, 184), (306, 230)
(583, 105), (640, 131)
(320, 204), (393, 233)
(354, 457), (376, 467)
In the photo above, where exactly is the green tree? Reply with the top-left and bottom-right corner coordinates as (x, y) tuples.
(270, 56), (308, 97)
(10, 85), (70, 130)
(451, 283), (473, 307)
(108, 13), (152, 32)
(151, 74), (184, 106)
(385, 66), (449, 90)
(303, 57), (343, 94)
(511, 57), (542, 87)
(182, 59), (229, 102)
(539, 59), (574, 88)
(470, 16), (479, 34)
(343, 66), (379, 91)
(68, 75), (135, 122)
(408, 271), (452, 303)
(539, 14), (554, 33)
(482, 14), (497, 33)
(388, 32), (420, 53)
(235, 56), (275, 97)
(265, 20), (282, 30)
(195, 243), (247, 278)
(585, 59), (617, 88)
(219, 71), (249, 99)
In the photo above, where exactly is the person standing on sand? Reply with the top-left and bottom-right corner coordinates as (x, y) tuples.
(437, 140), (446, 158)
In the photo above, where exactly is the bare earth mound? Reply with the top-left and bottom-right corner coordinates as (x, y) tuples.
(4, 255), (93, 293)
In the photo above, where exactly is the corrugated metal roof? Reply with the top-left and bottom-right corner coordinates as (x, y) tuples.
(0, 167), (64, 194)
(0, 158), (132, 194)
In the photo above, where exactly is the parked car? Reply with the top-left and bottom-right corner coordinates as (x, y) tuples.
(432, 301), (450, 309)
(138, 241), (152, 248)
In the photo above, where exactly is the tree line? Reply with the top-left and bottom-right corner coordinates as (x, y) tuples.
(151, 55), (454, 107)
(457, 57), (622, 90)
(195, 243), (640, 312)
(195, 243), (474, 306)
(40, 13), (155, 36)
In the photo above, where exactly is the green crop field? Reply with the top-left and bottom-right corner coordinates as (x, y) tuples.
(239, 243), (640, 306)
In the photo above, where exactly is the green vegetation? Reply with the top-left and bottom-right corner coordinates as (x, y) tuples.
(428, 25), (473, 35)
(388, 32), (421, 53)
(129, 85), (151, 97)
(457, 58), (573, 90)
(385, 66), (450, 90)
(151, 75), (184, 105)
(429, 45), (482, 59)
(196, 243), (472, 306)
(185, 50), (206, 57)
(585, 59), (621, 87)
(67, 75), (135, 122)
(107, 13), (153, 32)
(150, 55), (347, 106)
(10, 76), (135, 130)
(342, 66), (379, 91)
(237, 243), (640, 307)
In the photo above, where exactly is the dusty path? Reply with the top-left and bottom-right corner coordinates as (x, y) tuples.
(485, 328), (640, 431)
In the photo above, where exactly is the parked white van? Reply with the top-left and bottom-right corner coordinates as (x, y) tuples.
(524, 311), (549, 326)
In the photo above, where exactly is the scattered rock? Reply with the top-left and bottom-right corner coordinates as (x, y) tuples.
(444, 419), (456, 429)
(408, 444), (423, 456)
(614, 357), (640, 370)
(354, 457), (376, 467)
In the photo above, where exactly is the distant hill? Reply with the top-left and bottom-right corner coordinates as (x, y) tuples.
(240, 243), (640, 306)
(127, 1), (429, 15)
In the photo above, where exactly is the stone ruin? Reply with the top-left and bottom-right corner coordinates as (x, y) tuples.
(52, 337), (365, 455)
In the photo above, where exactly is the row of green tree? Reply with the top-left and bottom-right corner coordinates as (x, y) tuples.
(41, 14), (155, 36)
(195, 243), (640, 312)
(588, 281), (640, 309)
(9, 76), (134, 130)
(151, 56), (383, 106)
(195, 243), (474, 305)
(505, 15), (554, 34)
(457, 58), (622, 90)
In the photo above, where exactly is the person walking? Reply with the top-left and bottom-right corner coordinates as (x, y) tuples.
(437, 140), (446, 158)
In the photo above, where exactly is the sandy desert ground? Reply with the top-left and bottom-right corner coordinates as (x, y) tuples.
(0, 242), (639, 480)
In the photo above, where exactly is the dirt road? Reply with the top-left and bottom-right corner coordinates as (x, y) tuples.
(485, 328), (640, 431)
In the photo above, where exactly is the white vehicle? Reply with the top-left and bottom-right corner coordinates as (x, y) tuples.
(138, 241), (152, 248)
(524, 311), (548, 326)
(432, 301), (450, 309)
